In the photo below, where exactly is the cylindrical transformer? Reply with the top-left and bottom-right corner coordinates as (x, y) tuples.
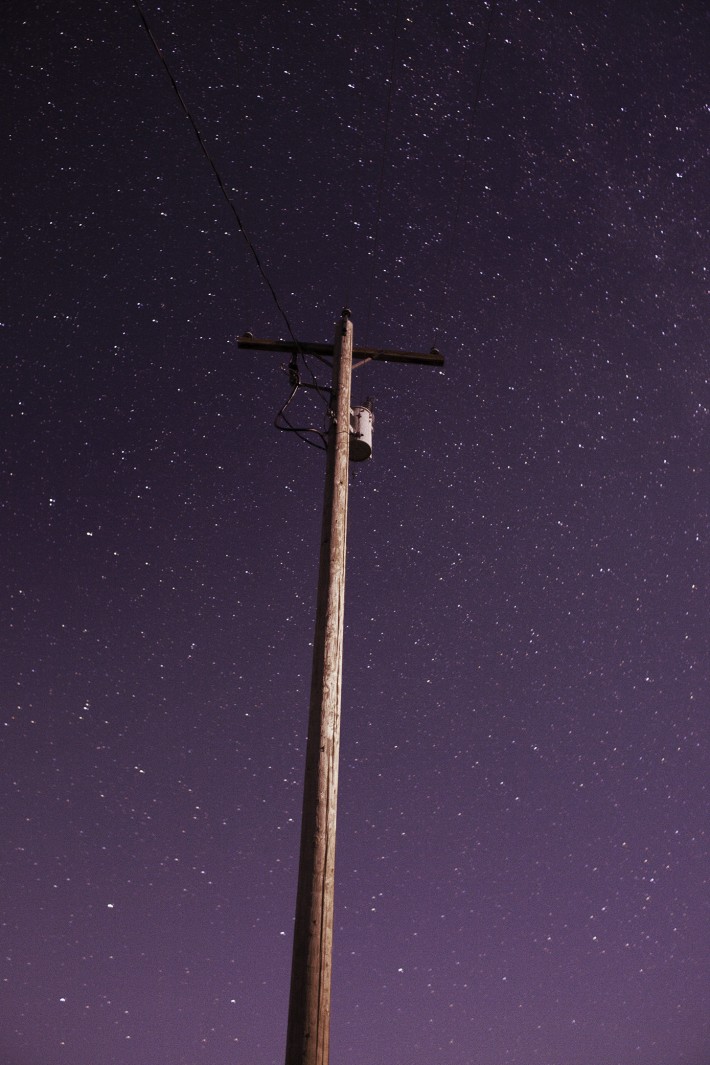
(349, 404), (373, 462)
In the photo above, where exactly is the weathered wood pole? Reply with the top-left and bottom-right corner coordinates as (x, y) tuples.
(284, 309), (353, 1065)
(237, 315), (443, 1063)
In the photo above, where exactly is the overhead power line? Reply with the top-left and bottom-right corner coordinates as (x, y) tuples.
(131, 0), (336, 449)
(130, 0), (302, 354)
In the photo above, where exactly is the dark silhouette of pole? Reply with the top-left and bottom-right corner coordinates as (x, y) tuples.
(238, 314), (443, 1065)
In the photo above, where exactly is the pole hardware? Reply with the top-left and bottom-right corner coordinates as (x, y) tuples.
(240, 315), (443, 1065)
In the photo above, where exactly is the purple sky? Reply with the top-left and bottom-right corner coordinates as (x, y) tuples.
(3, 1), (709, 1063)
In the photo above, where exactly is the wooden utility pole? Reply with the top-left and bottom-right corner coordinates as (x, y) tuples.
(238, 311), (443, 1065)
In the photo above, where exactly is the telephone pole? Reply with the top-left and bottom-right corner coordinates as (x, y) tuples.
(239, 311), (443, 1065)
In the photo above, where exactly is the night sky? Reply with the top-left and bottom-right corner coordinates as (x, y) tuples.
(3, 2), (709, 1064)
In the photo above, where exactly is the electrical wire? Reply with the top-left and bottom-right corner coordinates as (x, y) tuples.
(274, 380), (329, 450)
(130, 0), (304, 357)
(130, 0), (335, 447)
(432, 0), (496, 348)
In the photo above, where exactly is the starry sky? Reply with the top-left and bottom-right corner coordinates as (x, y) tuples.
(3, 1), (709, 1063)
